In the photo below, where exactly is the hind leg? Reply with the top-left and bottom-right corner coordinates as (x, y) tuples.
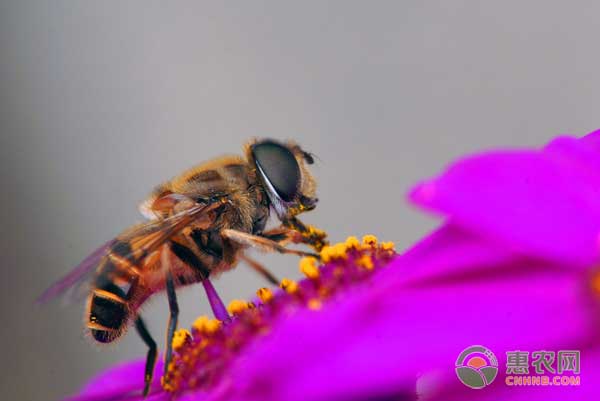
(135, 317), (157, 397)
(163, 272), (179, 377)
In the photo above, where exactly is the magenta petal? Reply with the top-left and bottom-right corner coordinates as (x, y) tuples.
(63, 358), (165, 401)
(580, 128), (600, 151)
(545, 135), (600, 176)
(226, 275), (596, 399)
(409, 140), (600, 267)
(391, 223), (517, 286)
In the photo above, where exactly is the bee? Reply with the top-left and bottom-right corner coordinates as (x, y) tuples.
(39, 139), (328, 396)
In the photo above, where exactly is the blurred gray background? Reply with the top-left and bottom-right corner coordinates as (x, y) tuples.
(1, 1), (599, 400)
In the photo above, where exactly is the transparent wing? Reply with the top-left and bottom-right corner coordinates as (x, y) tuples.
(37, 200), (224, 304)
(36, 239), (115, 304)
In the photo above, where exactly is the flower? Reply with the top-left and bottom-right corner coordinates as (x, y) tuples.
(65, 130), (600, 401)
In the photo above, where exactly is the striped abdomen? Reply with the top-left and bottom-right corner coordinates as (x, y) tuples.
(87, 282), (130, 343)
(87, 242), (138, 344)
(85, 236), (215, 343)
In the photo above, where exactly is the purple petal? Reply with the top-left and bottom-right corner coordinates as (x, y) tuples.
(202, 279), (229, 321)
(409, 134), (600, 267)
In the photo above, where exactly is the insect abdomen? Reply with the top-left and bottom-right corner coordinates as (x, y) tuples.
(87, 281), (130, 343)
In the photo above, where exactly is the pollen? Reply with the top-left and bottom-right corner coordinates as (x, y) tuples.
(356, 254), (374, 270)
(280, 278), (299, 293)
(162, 377), (176, 392)
(320, 243), (348, 262)
(192, 316), (221, 334)
(257, 287), (274, 303)
(319, 245), (334, 262)
(227, 299), (250, 315)
(172, 329), (192, 351)
(345, 236), (360, 249)
(163, 234), (397, 395)
(299, 256), (320, 279)
(362, 234), (378, 247)
(380, 241), (395, 252)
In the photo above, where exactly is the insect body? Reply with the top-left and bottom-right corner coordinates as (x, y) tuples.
(40, 139), (328, 396)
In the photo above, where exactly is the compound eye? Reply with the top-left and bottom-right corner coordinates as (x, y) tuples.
(252, 141), (301, 202)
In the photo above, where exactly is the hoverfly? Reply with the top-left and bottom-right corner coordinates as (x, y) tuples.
(40, 139), (328, 396)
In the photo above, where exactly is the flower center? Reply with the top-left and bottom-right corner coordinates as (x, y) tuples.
(161, 235), (396, 395)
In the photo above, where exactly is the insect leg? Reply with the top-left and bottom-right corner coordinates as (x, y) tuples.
(135, 317), (157, 397)
(239, 253), (280, 285)
(164, 271), (179, 378)
(259, 226), (299, 245)
(221, 229), (318, 258)
(282, 216), (329, 252)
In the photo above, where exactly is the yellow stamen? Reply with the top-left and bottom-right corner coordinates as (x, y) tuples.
(319, 245), (334, 263)
(299, 256), (320, 279)
(204, 319), (222, 333)
(362, 234), (378, 247)
(345, 236), (360, 249)
(192, 316), (221, 334)
(227, 299), (250, 315)
(162, 377), (176, 392)
(356, 254), (374, 270)
(257, 287), (274, 303)
(320, 243), (348, 263)
(280, 278), (299, 293)
(192, 316), (209, 332)
(172, 329), (192, 351)
(380, 241), (396, 252)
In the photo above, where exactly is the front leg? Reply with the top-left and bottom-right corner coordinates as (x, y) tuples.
(221, 229), (318, 258)
(281, 216), (329, 252)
